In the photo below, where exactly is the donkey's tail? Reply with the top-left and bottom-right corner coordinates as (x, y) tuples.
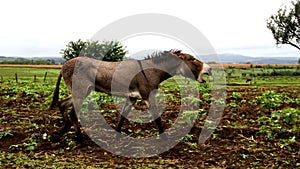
(49, 71), (62, 110)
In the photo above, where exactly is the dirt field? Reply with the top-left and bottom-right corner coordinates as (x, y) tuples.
(1, 84), (299, 168)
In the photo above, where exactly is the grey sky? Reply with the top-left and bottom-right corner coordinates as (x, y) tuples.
(0, 0), (298, 58)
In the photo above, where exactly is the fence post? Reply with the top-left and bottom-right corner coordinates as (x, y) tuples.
(34, 75), (37, 82)
(15, 73), (18, 83)
(44, 72), (47, 82)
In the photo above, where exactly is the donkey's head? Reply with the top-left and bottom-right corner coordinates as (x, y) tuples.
(170, 50), (211, 83)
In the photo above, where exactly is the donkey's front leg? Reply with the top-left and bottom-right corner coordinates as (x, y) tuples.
(116, 98), (132, 133)
(149, 104), (164, 134)
(148, 92), (165, 136)
(72, 93), (90, 143)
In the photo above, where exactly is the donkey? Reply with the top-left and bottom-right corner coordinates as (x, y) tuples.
(49, 50), (212, 142)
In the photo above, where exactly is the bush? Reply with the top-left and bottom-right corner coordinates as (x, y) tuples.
(61, 39), (127, 61)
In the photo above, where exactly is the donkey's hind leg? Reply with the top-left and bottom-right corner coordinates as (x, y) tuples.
(58, 95), (73, 133)
(69, 106), (83, 143)
(51, 95), (73, 142)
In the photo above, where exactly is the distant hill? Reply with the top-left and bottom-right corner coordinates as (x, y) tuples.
(0, 54), (298, 64)
(0, 56), (65, 64)
(201, 54), (299, 64)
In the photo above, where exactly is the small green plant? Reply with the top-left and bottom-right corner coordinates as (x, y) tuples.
(202, 93), (212, 101)
(24, 137), (38, 151)
(182, 111), (198, 125)
(228, 92), (242, 109)
(181, 134), (194, 142)
(181, 96), (201, 107)
(0, 130), (13, 139)
(257, 108), (300, 148)
(229, 100), (239, 108)
(255, 90), (282, 111)
(231, 92), (241, 100)
(272, 108), (300, 124)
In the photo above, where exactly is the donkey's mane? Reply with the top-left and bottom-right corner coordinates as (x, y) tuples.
(170, 49), (196, 61)
(169, 49), (182, 54)
(144, 49), (184, 64)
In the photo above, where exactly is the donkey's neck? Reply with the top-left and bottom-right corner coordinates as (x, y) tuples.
(144, 60), (180, 84)
(154, 58), (181, 76)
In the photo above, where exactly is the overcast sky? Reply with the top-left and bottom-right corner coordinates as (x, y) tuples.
(0, 0), (299, 58)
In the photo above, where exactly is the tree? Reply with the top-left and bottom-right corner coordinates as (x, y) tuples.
(267, 0), (300, 50)
(61, 39), (127, 61)
(61, 39), (86, 61)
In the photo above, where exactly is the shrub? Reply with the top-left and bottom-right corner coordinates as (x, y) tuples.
(61, 39), (127, 61)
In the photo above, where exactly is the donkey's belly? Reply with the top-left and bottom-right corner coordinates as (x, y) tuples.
(110, 90), (142, 99)
(95, 84), (142, 99)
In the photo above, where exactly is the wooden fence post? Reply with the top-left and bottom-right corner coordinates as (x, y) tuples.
(44, 72), (47, 82)
(34, 75), (37, 82)
(15, 73), (18, 83)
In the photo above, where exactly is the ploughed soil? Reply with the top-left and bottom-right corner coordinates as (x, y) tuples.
(0, 86), (300, 168)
